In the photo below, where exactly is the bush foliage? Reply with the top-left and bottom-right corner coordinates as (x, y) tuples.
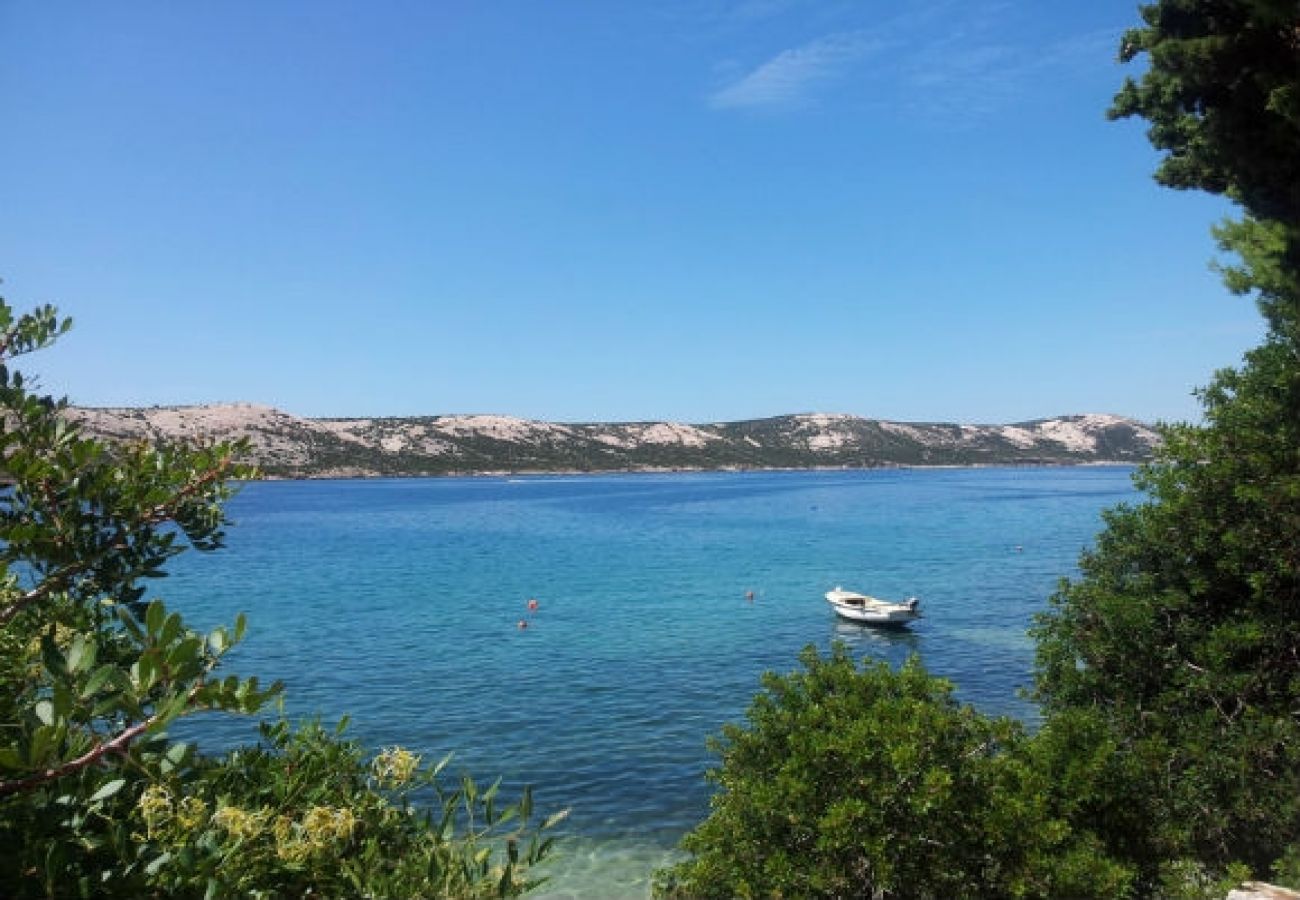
(655, 647), (1132, 899)
(0, 299), (561, 897)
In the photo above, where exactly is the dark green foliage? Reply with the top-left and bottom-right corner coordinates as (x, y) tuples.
(0, 295), (559, 897)
(656, 646), (1133, 899)
(1110, 0), (1300, 336)
(1033, 332), (1300, 882)
(1034, 0), (1300, 889)
(1110, 0), (1300, 224)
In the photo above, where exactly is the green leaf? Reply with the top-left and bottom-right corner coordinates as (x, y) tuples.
(66, 634), (91, 673)
(89, 778), (126, 803)
(145, 599), (165, 638)
(494, 805), (519, 829)
(133, 654), (157, 692)
(40, 633), (66, 678)
(51, 681), (74, 719)
(34, 699), (55, 726)
(160, 741), (192, 775)
(80, 664), (117, 700)
(159, 612), (183, 648)
(165, 636), (202, 672)
(153, 691), (192, 729)
(116, 605), (144, 642)
(28, 724), (54, 765)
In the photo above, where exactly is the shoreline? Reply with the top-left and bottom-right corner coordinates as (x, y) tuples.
(254, 460), (1142, 483)
(69, 406), (1160, 484)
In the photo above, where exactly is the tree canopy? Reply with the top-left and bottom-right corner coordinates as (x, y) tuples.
(1110, 0), (1300, 224)
(1034, 0), (1300, 887)
(655, 647), (1132, 899)
(1111, 0), (1300, 334)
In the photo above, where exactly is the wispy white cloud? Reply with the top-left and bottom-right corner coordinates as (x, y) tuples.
(902, 26), (1119, 124)
(902, 40), (1018, 122)
(709, 30), (883, 110)
(704, 3), (1124, 123)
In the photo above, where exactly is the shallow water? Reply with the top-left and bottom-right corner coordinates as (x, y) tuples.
(166, 466), (1137, 897)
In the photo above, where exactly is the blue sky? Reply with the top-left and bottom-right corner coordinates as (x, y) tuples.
(0, 1), (1263, 424)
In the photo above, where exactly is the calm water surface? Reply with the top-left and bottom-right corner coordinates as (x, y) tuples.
(168, 467), (1137, 897)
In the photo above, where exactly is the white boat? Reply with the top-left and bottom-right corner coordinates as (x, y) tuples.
(825, 586), (920, 626)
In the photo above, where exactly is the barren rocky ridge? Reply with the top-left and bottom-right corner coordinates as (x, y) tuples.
(66, 404), (1161, 478)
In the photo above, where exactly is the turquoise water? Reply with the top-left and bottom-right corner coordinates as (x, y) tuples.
(167, 466), (1137, 897)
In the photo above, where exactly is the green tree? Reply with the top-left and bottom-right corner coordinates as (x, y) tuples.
(655, 646), (1132, 899)
(1035, 0), (1300, 888)
(1109, 0), (1300, 259)
(0, 297), (561, 897)
(1033, 330), (1300, 887)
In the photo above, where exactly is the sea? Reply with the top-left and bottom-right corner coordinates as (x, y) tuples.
(165, 465), (1139, 898)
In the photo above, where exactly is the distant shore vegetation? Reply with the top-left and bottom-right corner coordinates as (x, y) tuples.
(69, 404), (1159, 480)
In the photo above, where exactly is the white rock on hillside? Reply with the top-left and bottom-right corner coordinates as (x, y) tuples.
(65, 404), (1160, 475)
(433, 415), (577, 443)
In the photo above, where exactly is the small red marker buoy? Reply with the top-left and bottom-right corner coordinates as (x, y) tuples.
(527, 598), (540, 612)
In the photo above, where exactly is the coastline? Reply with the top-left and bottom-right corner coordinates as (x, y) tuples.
(254, 459), (1142, 483)
(69, 405), (1159, 482)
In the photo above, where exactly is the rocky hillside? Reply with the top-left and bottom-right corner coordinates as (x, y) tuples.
(67, 405), (1160, 478)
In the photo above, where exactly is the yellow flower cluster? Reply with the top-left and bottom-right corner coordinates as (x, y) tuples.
(372, 746), (421, 787)
(303, 805), (358, 842)
(212, 804), (267, 842)
(137, 786), (361, 864)
(273, 805), (358, 863)
(174, 796), (208, 832)
(135, 785), (208, 842)
(136, 785), (174, 839)
(272, 814), (298, 853)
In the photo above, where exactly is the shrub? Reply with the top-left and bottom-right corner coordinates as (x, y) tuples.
(0, 297), (560, 897)
(655, 645), (1132, 899)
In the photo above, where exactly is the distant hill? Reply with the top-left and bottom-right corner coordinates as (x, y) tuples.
(67, 405), (1160, 478)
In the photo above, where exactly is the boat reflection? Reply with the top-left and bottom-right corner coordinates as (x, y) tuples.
(830, 617), (921, 653)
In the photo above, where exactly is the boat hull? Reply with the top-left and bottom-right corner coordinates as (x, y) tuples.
(825, 588), (920, 626)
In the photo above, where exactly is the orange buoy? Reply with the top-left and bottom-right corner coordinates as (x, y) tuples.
(527, 598), (540, 611)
